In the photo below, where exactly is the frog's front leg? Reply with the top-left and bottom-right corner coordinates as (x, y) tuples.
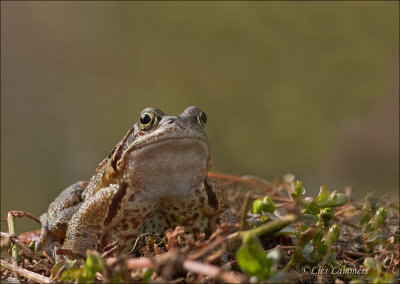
(36, 181), (86, 258)
(61, 182), (130, 258)
(36, 213), (63, 261)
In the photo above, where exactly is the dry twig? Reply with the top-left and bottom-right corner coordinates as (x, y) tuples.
(1, 259), (51, 283)
(0, 232), (51, 271)
(208, 171), (276, 194)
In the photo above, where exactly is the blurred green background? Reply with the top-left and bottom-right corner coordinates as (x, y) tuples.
(1, 2), (398, 233)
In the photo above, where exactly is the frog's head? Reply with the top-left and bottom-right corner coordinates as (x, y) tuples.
(115, 106), (210, 200)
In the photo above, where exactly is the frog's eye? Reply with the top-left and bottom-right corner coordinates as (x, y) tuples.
(197, 110), (207, 126)
(139, 111), (158, 131)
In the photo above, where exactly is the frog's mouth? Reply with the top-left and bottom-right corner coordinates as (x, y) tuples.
(124, 137), (210, 200)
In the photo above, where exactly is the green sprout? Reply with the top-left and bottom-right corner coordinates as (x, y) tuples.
(362, 206), (388, 253)
(253, 196), (276, 214)
(291, 180), (306, 203)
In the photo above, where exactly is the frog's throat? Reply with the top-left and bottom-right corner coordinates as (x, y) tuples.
(116, 135), (209, 172)
(95, 136), (210, 195)
(123, 137), (210, 200)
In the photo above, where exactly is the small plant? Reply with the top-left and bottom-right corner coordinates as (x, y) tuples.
(238, 179), (348, 280)
(359, 192), (388, 253)
(56, 251), (104, 283)
(350, 257), (395, 284)
(236, 232), (283, 282)
(284, 182), (347, 270)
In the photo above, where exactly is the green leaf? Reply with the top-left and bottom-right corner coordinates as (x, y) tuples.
(302, 243), (315, 262)
(363, 257), (377, 269)
(302, 214), (319, 225)
(363, 230), (385, 242)
(236, 233), (279, 280)
(86, 250), (104, 272)
(86, 251), (104, 276)
(315, 185), (331, 203)
(57, 260), (84, 282)
(370, 207), (387, 230)
(141, 268), (154, 283)
(323, 224), (340, 245)
(28, 241), (36, 252)
(80, 250), (104, 283)
(291, 180), (305, 202)
(364, 257), (380, 278)
(364, 192), (379, 211)
(315, 187), (348, 208)
(302, 197), (320, 215)
(318, 208), (335, 227)
(60, 266), (84, 283)
(275, 224), (297, 235)
(378, 273), (395, 283)
(263, 212), (278, 220)
(253, 199), (264, 214)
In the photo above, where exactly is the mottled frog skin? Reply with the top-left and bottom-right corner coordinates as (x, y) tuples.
(36, 106), (238, 259)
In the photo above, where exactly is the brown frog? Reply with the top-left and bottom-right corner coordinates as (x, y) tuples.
(36, 106), (238, 259)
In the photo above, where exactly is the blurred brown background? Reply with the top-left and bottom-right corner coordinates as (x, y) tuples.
(1, 2), (398, 233)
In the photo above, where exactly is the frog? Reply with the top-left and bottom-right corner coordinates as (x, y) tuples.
(36, 106), (239, 259)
